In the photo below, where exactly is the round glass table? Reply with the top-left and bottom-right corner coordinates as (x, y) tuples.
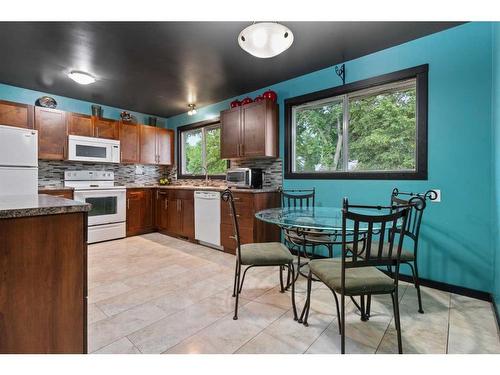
(255, 206), (385, 233)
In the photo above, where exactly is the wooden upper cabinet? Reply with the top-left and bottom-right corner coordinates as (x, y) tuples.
(139, 124), (157, 164)
(0, 100), (34, 129)
(220, 100), (278, 159)
(139, 125), (174, 165)
(220, 108), (241, 159)
(35, 107), (67, 160)
(241, 101), (267, 157)
(120, 122), (140, 163)
(92, 117), (118, 140)
(67, 113), (93, 137)
(157, 128), (174, 165)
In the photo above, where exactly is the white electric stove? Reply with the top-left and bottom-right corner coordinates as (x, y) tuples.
(65, 170), (126, 244)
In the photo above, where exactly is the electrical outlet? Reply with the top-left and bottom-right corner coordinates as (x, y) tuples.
(135, 165), (145, 175)
(431, 189), (441, 202)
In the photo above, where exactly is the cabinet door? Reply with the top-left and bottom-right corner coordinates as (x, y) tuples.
(155, 190), (169, 231)
(157, 128), (174, 165)
(127, 189), (154, 236)
(35, 107), (67, 160)
(92, 117), (118, 139)
(0, 100), (34, 129)
(67, 113), (93, 137)
(220, 108), (241, 159)
(120, 123), (140, 163)
(126, 190), (143, 236)
(139, 125), (158, 164)
(179, 197), (195, 239)
(167, 197), (181, 234)
(241, 102), (266, 157)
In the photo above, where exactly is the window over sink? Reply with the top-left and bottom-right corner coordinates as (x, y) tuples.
(178, 119), (227, 179)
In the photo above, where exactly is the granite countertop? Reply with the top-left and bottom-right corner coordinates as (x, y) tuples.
(0, 194), (91, 219)
(125, 183), (280, 194)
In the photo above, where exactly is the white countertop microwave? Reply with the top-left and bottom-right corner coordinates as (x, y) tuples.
(67, 135), (120, 163)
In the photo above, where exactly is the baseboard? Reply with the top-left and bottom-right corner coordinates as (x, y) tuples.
(492, 298), (500, 333)
(383, 271), (491, 302)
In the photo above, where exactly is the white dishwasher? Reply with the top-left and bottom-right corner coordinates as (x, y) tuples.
(194, 190), (222, 249)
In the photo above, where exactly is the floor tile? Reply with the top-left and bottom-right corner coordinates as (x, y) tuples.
(93, 338), (141, 354)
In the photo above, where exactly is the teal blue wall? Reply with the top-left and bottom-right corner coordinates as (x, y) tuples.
(169, 22), (495, 293)
(492, 23), (500, 314)
(0, 83), (168, 127)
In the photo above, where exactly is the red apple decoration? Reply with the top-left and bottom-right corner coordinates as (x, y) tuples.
(262, 90), (277, 102)
(230, 99), (241, 108)
(254, 95), (265, 102)
(241, 97), (254, 105)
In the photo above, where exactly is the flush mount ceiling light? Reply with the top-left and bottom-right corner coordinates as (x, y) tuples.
(67, 71), (96, 85)
(238, 22), (294, 59)
(187, 103), (197, 116)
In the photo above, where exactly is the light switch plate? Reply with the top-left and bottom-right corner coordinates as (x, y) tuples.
(431, 189), (441, 202)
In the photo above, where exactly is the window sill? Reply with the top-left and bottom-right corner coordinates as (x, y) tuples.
(284, 171), (427, 180)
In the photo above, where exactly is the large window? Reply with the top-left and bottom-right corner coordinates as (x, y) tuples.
(285, 65), (428, 180)
(178, 120), (226, 178)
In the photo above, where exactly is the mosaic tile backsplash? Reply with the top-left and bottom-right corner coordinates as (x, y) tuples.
(38, 160), (169, 186)
(38, 158), (283, 188)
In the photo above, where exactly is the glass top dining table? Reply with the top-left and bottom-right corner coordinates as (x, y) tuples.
(254, 206), (391, 232)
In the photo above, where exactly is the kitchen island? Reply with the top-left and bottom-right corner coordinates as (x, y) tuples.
(0, 194), (90, 353)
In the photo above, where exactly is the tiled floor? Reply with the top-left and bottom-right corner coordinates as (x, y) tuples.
(88, 233), (500, 354)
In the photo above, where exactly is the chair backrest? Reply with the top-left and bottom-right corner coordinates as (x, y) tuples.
(281, 188), (315, 209)
(221, 189), (242, 263)
(341, 198), (411, 287)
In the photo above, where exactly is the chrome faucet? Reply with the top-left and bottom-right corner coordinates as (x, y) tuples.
(201, 166), (210, 185)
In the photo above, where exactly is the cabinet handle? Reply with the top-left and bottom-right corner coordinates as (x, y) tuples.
(127, 198), (130, 209)
(96, 128), (99, 138)
(229, 235), (236, 240)
(233, 197), (241, 201)
(229, 213), (240, 217)
(156, 190), (159, 200)
(164, 199), (168, 210)
(240, 144), (244, 155)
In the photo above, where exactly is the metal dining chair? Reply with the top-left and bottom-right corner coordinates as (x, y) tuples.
(301, 198), (411, 354)
(280, 188), (336, 286)
(222, 189), (298, 321)
(377, 188), (434, 314)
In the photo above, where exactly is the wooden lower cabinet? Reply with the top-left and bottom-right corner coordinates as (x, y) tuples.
(154, 189), (195, 240)
(126, 189), (155, 236)
(0, 212), (87, 353)
(220, 191), (280, 255)
(38, 188), (74, 200)
(128, 188), (279, 252)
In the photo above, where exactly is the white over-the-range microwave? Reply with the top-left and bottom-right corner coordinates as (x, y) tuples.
(67, 135), (120, 163)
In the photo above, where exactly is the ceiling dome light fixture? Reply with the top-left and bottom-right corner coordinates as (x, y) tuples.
(187, 103), (197, 116)
(238, 22), (294, 59)
(67, 70), (96, 85)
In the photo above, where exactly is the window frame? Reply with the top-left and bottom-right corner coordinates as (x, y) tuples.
(284, 64), (428, 180)
(176, 118), (228, 180)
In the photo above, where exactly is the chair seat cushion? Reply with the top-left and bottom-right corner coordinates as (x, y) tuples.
(368, 242), (415, 261)
(308, 258), (395, 295)
(240, 242), (293, 266)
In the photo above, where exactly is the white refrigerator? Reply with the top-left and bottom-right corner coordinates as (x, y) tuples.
(0, 125), (38, 196)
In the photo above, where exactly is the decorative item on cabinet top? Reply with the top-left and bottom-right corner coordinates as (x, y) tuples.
(120, 111), (133, 123)
(91, 104), (102, 117)
(35, 96), (57, 108)
(228, 89), (278, 109)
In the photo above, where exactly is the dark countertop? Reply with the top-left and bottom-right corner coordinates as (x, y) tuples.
(125, 183), (280, 194)
(0, 194), (91, 219)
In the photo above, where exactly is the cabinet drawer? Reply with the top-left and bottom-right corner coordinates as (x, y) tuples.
(221, 203), (254, 227)
(167, 189), (194, 200)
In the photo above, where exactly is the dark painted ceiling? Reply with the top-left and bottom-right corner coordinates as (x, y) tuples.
(0, 22), (462, 118)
